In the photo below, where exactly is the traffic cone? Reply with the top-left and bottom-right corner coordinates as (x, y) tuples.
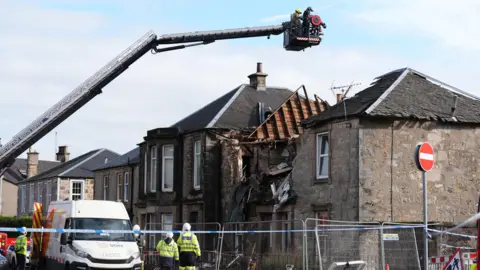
(386, 264), (390, 270)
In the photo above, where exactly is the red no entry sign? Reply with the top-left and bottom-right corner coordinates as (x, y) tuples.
(415, 142), (434, 172)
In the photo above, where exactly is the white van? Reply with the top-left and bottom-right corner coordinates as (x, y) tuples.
(41, 200), (142, 270)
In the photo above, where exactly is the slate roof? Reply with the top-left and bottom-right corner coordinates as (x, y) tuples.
(302, 68), (480, 127)
(171, 84), (294, 132)
(25, 148), (120, 181)
(2, 158), (60, 185)
(93, 147), (140, 171)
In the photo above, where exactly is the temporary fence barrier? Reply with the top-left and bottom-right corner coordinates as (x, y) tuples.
(380, 222), (421, 270)
(305, 218), (383, 270)
(218, 219), (305, 270)
(143, 222), (221, 270)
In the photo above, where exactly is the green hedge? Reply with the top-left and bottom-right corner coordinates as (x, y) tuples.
(0, 216), (37, 237)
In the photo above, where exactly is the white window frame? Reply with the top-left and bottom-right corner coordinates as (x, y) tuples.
(46, 181), (51, 207)
(103, 175), (109, 200)
(124, 172), (129, 202)
(161, 214), (173, 232)
(29, 183), (34, 212)
(193, 140), (201, 190)
(38, 182), (43, 204)
(315, 210), (330, 262)
(20, 185), (26, 213)
(316, 132), (329, 179)
(150, 146), (157, 192)
(70, 180), (85, 200)
(116, 173), (123, 201)
(162, 145), (174, 192)
(146, 214), (155, 249)
(144, 151), (148, 195)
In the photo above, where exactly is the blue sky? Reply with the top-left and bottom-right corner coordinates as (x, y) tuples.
(1, 0), (479, 159)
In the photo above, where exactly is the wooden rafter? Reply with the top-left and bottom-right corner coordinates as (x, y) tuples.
(302, 86), (314, 115)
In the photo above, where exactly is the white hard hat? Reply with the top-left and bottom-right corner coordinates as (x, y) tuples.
(132, 224), (140, 231)
(165, 232), (173, 238)
(21, 227), (27, 234)
(182, 223), (191, 231)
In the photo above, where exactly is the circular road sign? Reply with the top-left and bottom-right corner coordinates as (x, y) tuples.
(415, 142), (434, 172)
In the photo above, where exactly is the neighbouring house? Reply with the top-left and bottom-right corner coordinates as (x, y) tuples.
(293, 67), (480, 269)
(17, 146), (119, 216)
(0, 148), (59, 216)
(135, 62), (328, 266)
(92, 147), (140, 223)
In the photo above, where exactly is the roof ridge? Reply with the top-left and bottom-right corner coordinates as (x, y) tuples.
(364, 69), (410, 115)
(59, 149), (107, 177)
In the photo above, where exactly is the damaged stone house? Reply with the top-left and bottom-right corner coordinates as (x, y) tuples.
(134, 63), (328, 259)
(292, 67), (480, 269)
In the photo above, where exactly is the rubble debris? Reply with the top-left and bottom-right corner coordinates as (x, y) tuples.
(272, 172), (298, 212)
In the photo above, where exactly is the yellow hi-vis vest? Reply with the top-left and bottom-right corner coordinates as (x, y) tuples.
(156, 239), (179, 261)
(14, 235), (27, 255)
(177, 232), (201, 256)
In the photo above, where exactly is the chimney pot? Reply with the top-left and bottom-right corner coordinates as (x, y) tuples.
(336, 93), (344, 104)
(56, 145), (70, 163)
(257, 62), (263, 73)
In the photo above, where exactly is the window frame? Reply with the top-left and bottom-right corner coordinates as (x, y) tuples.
(70, 180), (85, 201)
(161, 145), (174, 192)
(193, 140), (201, 190)
(144, 150), (148, 195)
(38, 182), (43, 204)
(146, 214), (155, 249)
(315, 210), (330, 262)
(116, 173), (123, 201)
(124, 172), (129, 202)
(103, 175), (109, 200)
(161, 214), (173, 232)
(316, 132), (329, 180)
(150, 146), (157, 193)
(29, 183), (34, 212)
(20, 185), (26, 213)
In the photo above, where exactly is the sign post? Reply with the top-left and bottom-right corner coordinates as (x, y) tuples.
(415, 142), (434, 270)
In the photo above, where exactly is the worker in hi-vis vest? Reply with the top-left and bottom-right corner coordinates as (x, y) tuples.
(177, 223), (201, 270)
(14, 227), (28, 270)
(156, 231), (179, 270)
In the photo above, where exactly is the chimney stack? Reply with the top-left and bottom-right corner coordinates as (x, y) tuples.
(56, 145), (70, 163)
(27, 147), (39, 178)
(248, 62), (268, 91)
(336, 93), (344, 104)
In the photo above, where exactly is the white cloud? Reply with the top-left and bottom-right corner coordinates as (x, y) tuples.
(1, 1), (479, 162)
(353, 0), (480, 52)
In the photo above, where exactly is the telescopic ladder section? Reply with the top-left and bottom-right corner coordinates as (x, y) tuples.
(0, 31), (157, 169)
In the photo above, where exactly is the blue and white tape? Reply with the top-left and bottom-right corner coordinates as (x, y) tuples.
(427, 228), (478, 239)
(1, 224), (424, 234)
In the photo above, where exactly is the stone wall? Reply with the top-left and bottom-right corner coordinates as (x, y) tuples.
(58, 178), (94, 200)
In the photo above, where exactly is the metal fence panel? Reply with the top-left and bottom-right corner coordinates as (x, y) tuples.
(381, 223), (421, 270)
(305, 218), (382, 270)
(219, 220), (305, 270)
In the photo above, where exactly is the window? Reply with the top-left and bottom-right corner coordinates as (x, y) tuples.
(29, 184), (34, 212)
(162, 145), (174, 192)
(150, 146), (157, 192)
(315, 210), (330, 262)
(124, 172), (129, 202)
(193, 140), (201, 190)
(103, 176), (109, 200)
(161, 214), (173, 232)
(38, 182), (43, 204)
(46, 181), (51, 207)
(116, 173), (123, 201)
(20, 185), (26, 213)
(316, 210), (329, 225)
(143, 151), (148, 195)
(316, 133), (329, 179)
(145, 214), (155, 249)
(70, 180), (84, 200)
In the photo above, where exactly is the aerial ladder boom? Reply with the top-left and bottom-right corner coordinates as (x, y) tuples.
(0, 11), (325, 176)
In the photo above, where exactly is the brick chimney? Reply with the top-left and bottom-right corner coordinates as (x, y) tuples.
(27, 147), (39, 178)
(248, 62), (268, 91)
(56, 145), (70, 163)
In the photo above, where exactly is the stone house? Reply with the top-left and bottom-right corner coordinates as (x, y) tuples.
(0, 149), (59, 216)
(17, 146), (119, 216)
(92, 147), (140, 223)
(135, 62), (327, 260)
(293, 67), (480, 269)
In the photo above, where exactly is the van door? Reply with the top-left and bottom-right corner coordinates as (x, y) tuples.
(60, 218), (71, 255)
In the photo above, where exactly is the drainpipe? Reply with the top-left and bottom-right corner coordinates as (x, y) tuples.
(127, 158), (135, 221)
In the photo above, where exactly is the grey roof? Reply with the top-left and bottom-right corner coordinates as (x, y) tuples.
(171, 84), (294, 132)
(26, 149), (120, 181)
(93, 147), (140, 171)
(302, 68), (480, 127)
(2, 158), (60, 185)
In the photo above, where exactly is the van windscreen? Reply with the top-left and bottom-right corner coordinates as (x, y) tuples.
(72, 218), (135, 242)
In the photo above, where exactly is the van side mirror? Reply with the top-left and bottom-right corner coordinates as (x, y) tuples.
(60, 233), (71, 245)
